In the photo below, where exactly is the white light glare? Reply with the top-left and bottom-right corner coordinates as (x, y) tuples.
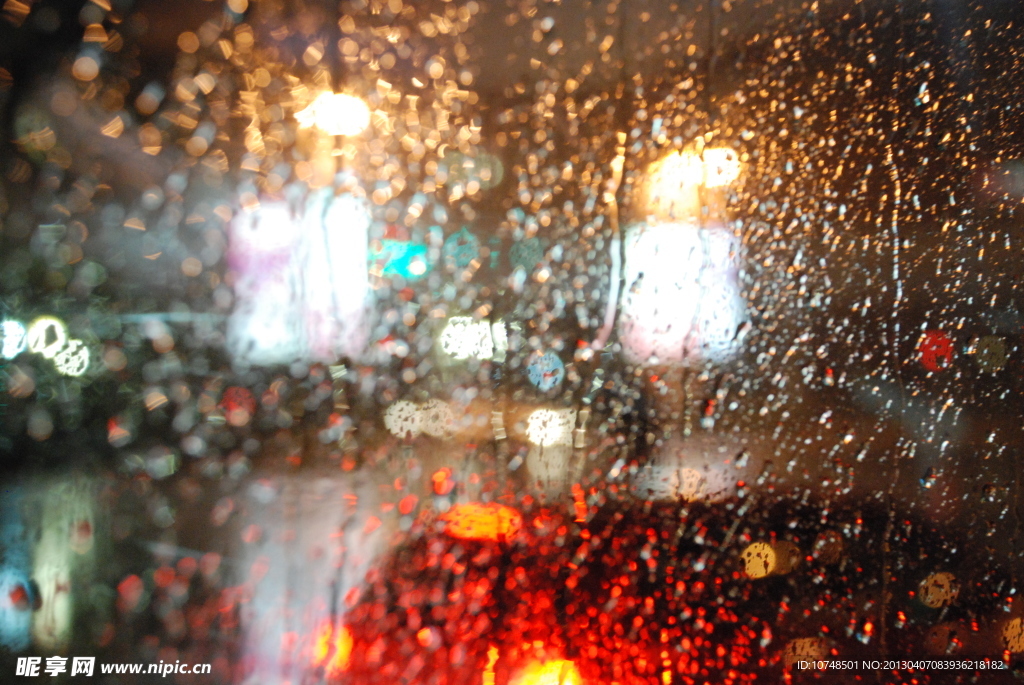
(295, 92), (371, 137)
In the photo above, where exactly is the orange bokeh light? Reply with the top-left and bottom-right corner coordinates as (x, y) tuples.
(440, 503), (523, 542)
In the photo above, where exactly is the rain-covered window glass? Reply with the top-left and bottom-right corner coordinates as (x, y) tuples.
(1, 0), (1024, 682)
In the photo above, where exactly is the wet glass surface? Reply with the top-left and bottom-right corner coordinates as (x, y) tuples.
(2, 0), (1024, 682)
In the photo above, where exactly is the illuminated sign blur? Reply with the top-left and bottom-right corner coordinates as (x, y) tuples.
(1, 316), (90, 376)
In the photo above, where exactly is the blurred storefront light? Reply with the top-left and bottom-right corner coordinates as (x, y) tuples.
(3, 317), (89, 375)
(32, 480), (96, 651)
(0, 567), (35, 651)
(0, 489), (33, 652)
(383, 399), (457, 439)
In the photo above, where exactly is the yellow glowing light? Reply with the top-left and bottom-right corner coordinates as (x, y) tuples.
(741, 541), (777, 579)
(312, 622), (353, 676)
(329, 625), (353, 675)
(651, 150), (705, 191)
(295, 92), (371, 137)
(314, 622), (332, 664)
(511, 659), (581, 685)
(644, 146), (742, 221)
(650, 147), (740, 191)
